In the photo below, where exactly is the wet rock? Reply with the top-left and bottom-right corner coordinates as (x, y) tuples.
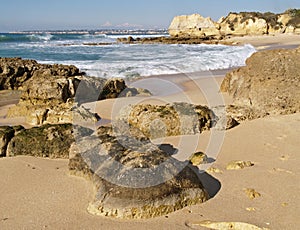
(69, 124), (209, 219)
(6, 124), (93, 159)
(221, 47), (300, 121)
(226, 161), (254, 170)
(117, 102), (215, 139)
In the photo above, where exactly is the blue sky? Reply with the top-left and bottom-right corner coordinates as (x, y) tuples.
(1, 0), (300, 32)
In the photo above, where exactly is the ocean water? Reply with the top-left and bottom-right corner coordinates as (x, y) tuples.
(0, 32), (256, 78)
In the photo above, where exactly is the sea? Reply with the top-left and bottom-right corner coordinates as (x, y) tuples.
(0, 31), (256, 79)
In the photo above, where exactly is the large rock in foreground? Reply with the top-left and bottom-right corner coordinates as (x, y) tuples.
(221, 46), (300, 120)
(69, 125), (209, 219)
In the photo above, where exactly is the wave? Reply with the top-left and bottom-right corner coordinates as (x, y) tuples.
(0, 33), (109, 44)
(39, 43), (256, 78)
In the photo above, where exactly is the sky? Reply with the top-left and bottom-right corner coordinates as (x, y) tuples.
(1, 0), (300, 32)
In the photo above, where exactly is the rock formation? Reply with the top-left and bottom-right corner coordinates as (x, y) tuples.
(168, 14), (220, 37)
(168, 9), (300, 38)
(221, 46), (300, 120)
(6, 124), (93, 158)
(117, 102), (216, 139)
(0, 58), (149, 125)
(0, 121), (212, 218)
(69, 124), (210, 219)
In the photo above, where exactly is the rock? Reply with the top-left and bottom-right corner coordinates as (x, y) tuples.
(206, 167), (223, 174)
(168, 14), (220, 37)
(98, 78), (127, 100)
(219, 12), (269, 35)
(69, 124), (209, 219)
(221, 47), (300, 120)
(226, 161), (254, 170)
(244, 188), (261, 200)
(119, 87), (152, 97)
(0, 57), (83, 90)
(186, 220), (268, 230)
(1, 58), (149, 125)
(212, 106), (239, 130)
(0, 126), (15, 157)
(117, 102), (215, 139)
(167, 9), (300, 40)
(189, 152), (208, 166)
(219, 10), (300, 35)
(6, 124), (93, 159)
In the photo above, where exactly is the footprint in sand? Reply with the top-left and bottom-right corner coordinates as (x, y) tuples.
(276, 134), (287, 140)
(269, 168), (294, 174)
(279, 154), (290, 161)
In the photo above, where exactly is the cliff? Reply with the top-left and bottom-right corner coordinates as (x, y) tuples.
(168, 9), (300, 37)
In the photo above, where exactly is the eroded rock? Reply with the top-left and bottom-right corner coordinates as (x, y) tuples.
(69, 124), (210, 219)
(117, 102), (215, 139)
(226, 161), (254, 170)
(221, 47), (300, 121)
(168, 14), (220, 37)
(1, 58), (150, 125)
(6, 124), (93, 158)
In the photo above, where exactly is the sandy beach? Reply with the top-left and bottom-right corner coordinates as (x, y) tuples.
(0, 35), (300, 230)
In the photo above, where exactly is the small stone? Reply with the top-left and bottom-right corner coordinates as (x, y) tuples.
(189, 152), (208, 166)
(226, 161), (254, 170)
(281, 202), (288, 207)
(244, 188), (261, 200)
(246, 207), (256, 212)
(206, 167), (223, 174)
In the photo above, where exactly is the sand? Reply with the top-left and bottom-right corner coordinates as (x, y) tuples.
(1, 35), (300, 230)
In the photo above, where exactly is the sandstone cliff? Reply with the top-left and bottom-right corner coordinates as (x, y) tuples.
(168, 9), (300, 37)
(168, 14), (220, 37)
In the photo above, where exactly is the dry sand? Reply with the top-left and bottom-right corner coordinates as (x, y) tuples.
(1, 35), (300, 230)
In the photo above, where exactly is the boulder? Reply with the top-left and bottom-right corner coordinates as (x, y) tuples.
(69, 124), (209, 219)
(1, 58), (150, 125)
(220, 47), (300, 120)
(117, 102), (215, 139)
(6, 123), (93, 159)
(0, 57), (82, 90)
(168, 14), (220, 37)
(0, 126), (15, 157)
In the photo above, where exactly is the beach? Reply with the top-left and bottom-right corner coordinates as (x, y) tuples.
(0, 35), (300, 230)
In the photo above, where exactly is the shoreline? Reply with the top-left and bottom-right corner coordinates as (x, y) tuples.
(0, 34), (299, 229)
